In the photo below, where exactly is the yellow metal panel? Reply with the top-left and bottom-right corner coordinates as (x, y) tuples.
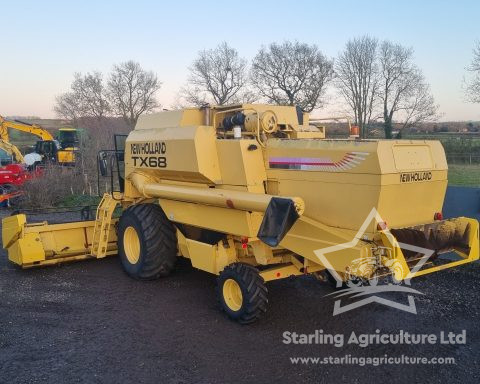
(392, 144), (433, 170)
(57, 150), (75, 164)
(216, 139), (267, 191)
(291, 130), (325, 139)
(195, 126), (222, 184)
(183, 237), (237, 275)
(9, 233), (45, 265)
(25, 220), (96, 232)
(125, 125), (221, 184)
(266, 138), (381, 175)
(186, 239), (217, 274)
(266, 138), (449, 230)
(281, 216), (366, 272)
(176, 229), (189, 258)
(377, 180), (447, 228)
(380, 171), (447, 185)
(158, 199), (263, 237)
(377, 140), (447, 174)
(260, 264), (303, 281)
(135, 109), (204, 130)
(2, 214), (26, 248)
(259, 260), (327, 281)
(39, 227), (90, 256)
(20, 255), (93, 268)
(277, 179), (381, 233)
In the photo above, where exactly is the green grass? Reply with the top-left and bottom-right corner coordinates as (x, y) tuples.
(58, 194), (102, 208)
(58, 194), (124, 218)
(448, 164), (480, 187)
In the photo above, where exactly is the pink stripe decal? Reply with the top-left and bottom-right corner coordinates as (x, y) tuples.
(269, 161), (335, 166)
(269, 152), (369, 172)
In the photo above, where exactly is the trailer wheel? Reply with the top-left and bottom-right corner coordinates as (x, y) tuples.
(217, 263), (268, 324)
(118, 203), (176, 280)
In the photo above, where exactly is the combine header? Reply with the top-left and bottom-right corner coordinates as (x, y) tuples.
(2, 104), (479, 323)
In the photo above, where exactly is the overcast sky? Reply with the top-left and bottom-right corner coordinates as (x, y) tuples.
(0, 0), (479, 121)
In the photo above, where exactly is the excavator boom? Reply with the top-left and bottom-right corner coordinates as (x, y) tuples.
(0, 116), (54, 142)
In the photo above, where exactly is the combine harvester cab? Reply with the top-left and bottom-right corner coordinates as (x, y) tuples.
(2, 104), (479, 323)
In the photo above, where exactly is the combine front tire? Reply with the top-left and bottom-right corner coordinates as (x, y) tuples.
(217, 263), (268, 324)
(118, 204), (177, 280)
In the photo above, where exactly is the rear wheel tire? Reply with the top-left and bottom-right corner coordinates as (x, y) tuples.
(217, 263), (268, 324)
(118, 203), (176, 280)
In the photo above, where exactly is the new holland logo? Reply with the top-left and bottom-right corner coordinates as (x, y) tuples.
(268, 152), (369, 172)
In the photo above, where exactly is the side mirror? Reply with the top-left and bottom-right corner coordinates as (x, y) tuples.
(98, 152), (108, 177)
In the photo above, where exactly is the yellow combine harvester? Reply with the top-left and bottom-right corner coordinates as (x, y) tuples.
(2, 104), (479, 323)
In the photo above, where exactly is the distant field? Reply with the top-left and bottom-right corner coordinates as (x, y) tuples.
(405, 132), (480, 187)
(448, 164), (480, 187)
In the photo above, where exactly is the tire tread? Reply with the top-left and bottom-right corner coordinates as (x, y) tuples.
(119, 204), (176, 280)
(218, 263), (268, 324)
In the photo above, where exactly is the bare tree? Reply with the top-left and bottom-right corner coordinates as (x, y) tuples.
(107, 61), (161, 128)
(181, 42), (250, 106)
(72, 72), (110, 119)
(335, 36), (379, 138)
(465, 41), (480, 103)
(250, 41), (334, 112)
(396, 81), (439, 134)
(54, 92), (81, 124)
(378, 41), (438, 138)
(54, 71), (109, 123)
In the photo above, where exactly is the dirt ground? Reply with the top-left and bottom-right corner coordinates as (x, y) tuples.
(0, 211), (479, 384)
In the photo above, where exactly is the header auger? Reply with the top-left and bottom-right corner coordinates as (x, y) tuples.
(2, 104), (479, 323)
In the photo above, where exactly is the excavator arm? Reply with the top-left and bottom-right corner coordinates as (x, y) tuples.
(0, 116), (54, 142)
(0, 139), (24, 163)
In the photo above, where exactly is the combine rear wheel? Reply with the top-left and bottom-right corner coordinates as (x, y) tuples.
(118, 203), (177, 280)
(217, 263), (268, 324)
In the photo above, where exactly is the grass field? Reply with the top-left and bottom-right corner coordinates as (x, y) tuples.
(448, 164), (480, 187)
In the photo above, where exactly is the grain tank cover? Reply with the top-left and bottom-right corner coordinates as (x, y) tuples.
(134, 109), (204, 130)
(125, 111), (221, 184)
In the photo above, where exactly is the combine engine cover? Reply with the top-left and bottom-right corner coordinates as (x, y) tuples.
(265, 138), (448, 232)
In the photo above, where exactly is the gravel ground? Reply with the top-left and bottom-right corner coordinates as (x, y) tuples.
(0, 210), (479, 384)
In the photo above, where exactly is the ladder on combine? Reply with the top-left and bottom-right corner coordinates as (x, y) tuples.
(91, 193), (118, 258)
